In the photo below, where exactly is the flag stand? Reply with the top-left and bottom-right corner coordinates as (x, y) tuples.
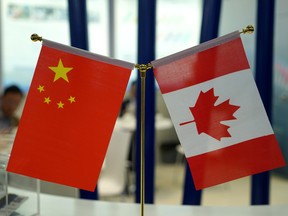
(135, 63), (152, 216)
(29, 25), (254, 216)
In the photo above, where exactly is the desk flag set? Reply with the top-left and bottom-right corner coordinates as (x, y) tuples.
(7, 29), (285, 192)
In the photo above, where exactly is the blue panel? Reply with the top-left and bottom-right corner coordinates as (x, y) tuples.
(79, 188), (98, 200)
(182, 0), (222, 205)
(68, 0), (89, 50)
(135, 0), (156, 204)
(251, 0), (275, 205)
(67, 0), (98, 200)
(182, 163), (202, 205)
(200, 0), (222, 42)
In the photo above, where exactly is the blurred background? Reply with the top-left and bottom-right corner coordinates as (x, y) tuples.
(0, 0), (288, 206)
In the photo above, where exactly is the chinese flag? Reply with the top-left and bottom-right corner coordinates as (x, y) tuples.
(7, 39), (134, 191)
(151, 31), (286, 190)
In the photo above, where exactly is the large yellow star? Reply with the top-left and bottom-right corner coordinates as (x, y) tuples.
(49, 59), (73, 82)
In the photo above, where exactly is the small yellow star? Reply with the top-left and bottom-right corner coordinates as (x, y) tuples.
(49, 59), (73, 82)
(37, 85), (45, 92)
(68, 96), (76, 103)
(57, 101), (64, 109)
(44, 97), (51, 104)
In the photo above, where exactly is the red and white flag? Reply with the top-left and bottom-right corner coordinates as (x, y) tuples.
(152, 31), (286, 190)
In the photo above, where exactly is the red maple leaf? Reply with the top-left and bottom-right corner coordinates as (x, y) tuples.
(180, 88), (240, 141)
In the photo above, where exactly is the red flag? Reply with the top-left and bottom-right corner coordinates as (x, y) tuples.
(7, 39), (134, 191)
(152, 31), (286, 190)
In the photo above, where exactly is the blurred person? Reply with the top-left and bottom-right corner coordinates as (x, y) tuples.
(120, 80), (137, 117)
(0, 85), (23, 132)
(119, 81), (137, 187)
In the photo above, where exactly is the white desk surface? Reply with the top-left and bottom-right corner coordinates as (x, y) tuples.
(27, 193), (288, 216)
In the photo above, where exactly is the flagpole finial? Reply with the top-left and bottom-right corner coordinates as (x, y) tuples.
(241, 25), (254, 34)
(135, 63), (152, 78)
(31, 34), (42, 42)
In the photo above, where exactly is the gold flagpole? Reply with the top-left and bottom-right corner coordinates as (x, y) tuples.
(135, 63), (152, 216)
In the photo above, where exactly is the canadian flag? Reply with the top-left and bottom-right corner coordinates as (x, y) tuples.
(152, 31), (286, 190)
